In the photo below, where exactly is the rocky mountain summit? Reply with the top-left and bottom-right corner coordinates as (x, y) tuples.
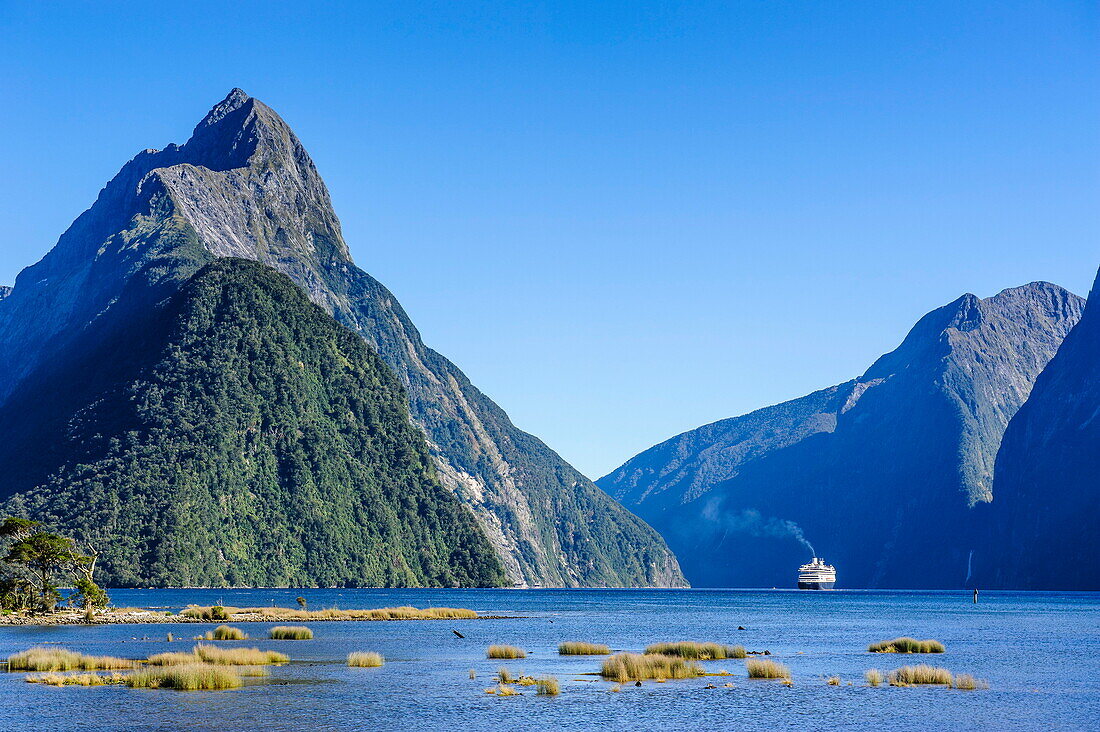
(599, 283), (1084, 588)
(979, 268), (1100, 589)
(0, 90), (683, 588)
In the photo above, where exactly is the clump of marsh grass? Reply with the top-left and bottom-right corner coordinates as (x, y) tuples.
(146, 651), (201, 666)
(609, 684), (622, 692)
(487, 645), (526, 659)
(495, 683), (520, 696)
(181, 604), (479, 622)
(128, 664), (242, 690)
(347, 652), (384, 667)
(953, 673), (989, 690)
(497, 667), (515, 683)
(599, 653), (703, 682)
(888, 664), (953, 686)
(536, 676), (560, 696)
(269, 626), (313, 640)
(558, 641), (610, 656)
(193, 644), (287, 666)
(826, 676), (840, 686)
(868, 637), (945, 654)
(203, 625), (247, 641)
(746, 659), (791, 680)
(468, 668), (476, 679)
(865, 669), (884, 687)
(645, 641), (746, 660)
(7, 647), (137, 672)
(25, 672), (127, 686)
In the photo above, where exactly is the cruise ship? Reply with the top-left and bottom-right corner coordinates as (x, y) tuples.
(797, 557), (836, 590)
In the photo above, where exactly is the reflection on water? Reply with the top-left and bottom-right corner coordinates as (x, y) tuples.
(1, 589), (1097, 731)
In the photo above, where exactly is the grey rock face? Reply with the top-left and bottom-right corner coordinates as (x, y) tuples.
(0, 89), (684, 588)
(599, 283), (1083, 588)
(980, 268), (1100, 589)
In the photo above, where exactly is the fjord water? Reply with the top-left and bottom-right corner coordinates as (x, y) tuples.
(1, 590), (1096, 731)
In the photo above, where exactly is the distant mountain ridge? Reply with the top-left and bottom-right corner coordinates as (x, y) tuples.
(599, 283), (1084, 588)
(978, 268), (1100, 589)
(0, 89), (683, 588)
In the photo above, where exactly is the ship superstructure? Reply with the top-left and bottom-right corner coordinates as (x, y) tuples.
(797, 557), (836, 589)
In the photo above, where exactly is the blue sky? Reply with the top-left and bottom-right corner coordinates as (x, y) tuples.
(1, 1), (1097, 479)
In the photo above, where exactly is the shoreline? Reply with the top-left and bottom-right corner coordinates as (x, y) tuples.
(0, 610), (522, 627)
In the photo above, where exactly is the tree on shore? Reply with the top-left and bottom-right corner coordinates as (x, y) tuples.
(0, 517), (108, 613)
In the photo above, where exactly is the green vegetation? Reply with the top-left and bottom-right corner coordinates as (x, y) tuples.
(865, 669), (884, 687)
(558, 641), (611, 655)
(0, 260), (506, 588)
(204, 625), (247, 640)
(954, 674), (989, 690)
(487, 645), (526, 659)
(536, 676), (560, 696)
(0, 518), (107, 613)
(746, 659), (791, 679)
(269, 626), (313, 640)
(25, 672), (127, 686)
(128, 664), (242, 690)
(888, 664), (953, 686)
(644, 641), (746, 660)
(7, 647), (136, 671)
(193, 644), (287, 666)
(181, 604), (478, 621)
(347, 652), (384, 667)
(868, 637), (945, 654)
(146, 652), (201, 666)
(599, 653), (703, 682)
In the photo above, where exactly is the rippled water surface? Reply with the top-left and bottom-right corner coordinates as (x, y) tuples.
(1, 589), (1096, 731)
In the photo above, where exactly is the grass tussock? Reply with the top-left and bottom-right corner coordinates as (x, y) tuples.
(128, 664), (242, 690)
(869, 637), (945, 654)
(826, 676), (840, 685)
(487, 645), (526, 659)
(536, 676), (560, 696)
(888, 664), (953, 686)
(181, 605), (477, 621)
(599, 653), (704, 682)
(347, 652), (384, 667)
(193, 644), (287, 666)
(497, 667), (515, 683)
(494, 683), (520, 696)
(146, 652), (201, 666)
(558, 641), (611, 656)
(269, 626), (313, 640)
(865, 669), (884, 687)
(25, 672), (127, 686)
(746, 659), (791, 680)
(7, 647), (137, 672)
(954, 673), (989, 690)
(468, 668), (476, 679)
(203, 625), (247, 641)
(645, 641), (746, 660)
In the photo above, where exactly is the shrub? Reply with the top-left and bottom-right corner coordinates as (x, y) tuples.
(347, 652), (384, 667)
(954, 673), (989, 690)
(645, 641), (746, 660)
(868, 637), (945, 654)
(888, 664), (953, 686)
(487, 645), (526, 659)
(558, 641), (611, 656)
(128, 664), (242, 690)
(193, 644), (287, 665)
(204, 625), (247, 641)
(536, 676), (560, 696)
(7, 647), (136, 671)
(269, 626), (313, 640)
(210, 606), (229, 621)
(599, 653), (703, 682)
(865, 669), (884, 687)
(746, 659), (791, 679)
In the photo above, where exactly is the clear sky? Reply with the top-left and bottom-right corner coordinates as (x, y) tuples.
(1, 1), (1097, 479)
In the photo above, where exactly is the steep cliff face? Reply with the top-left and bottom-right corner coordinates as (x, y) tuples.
(1, 259), (506, 587)
(600, 284), (1083, 588)
(979, 269), (1100, 589)
(0, 89), (683, 588)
